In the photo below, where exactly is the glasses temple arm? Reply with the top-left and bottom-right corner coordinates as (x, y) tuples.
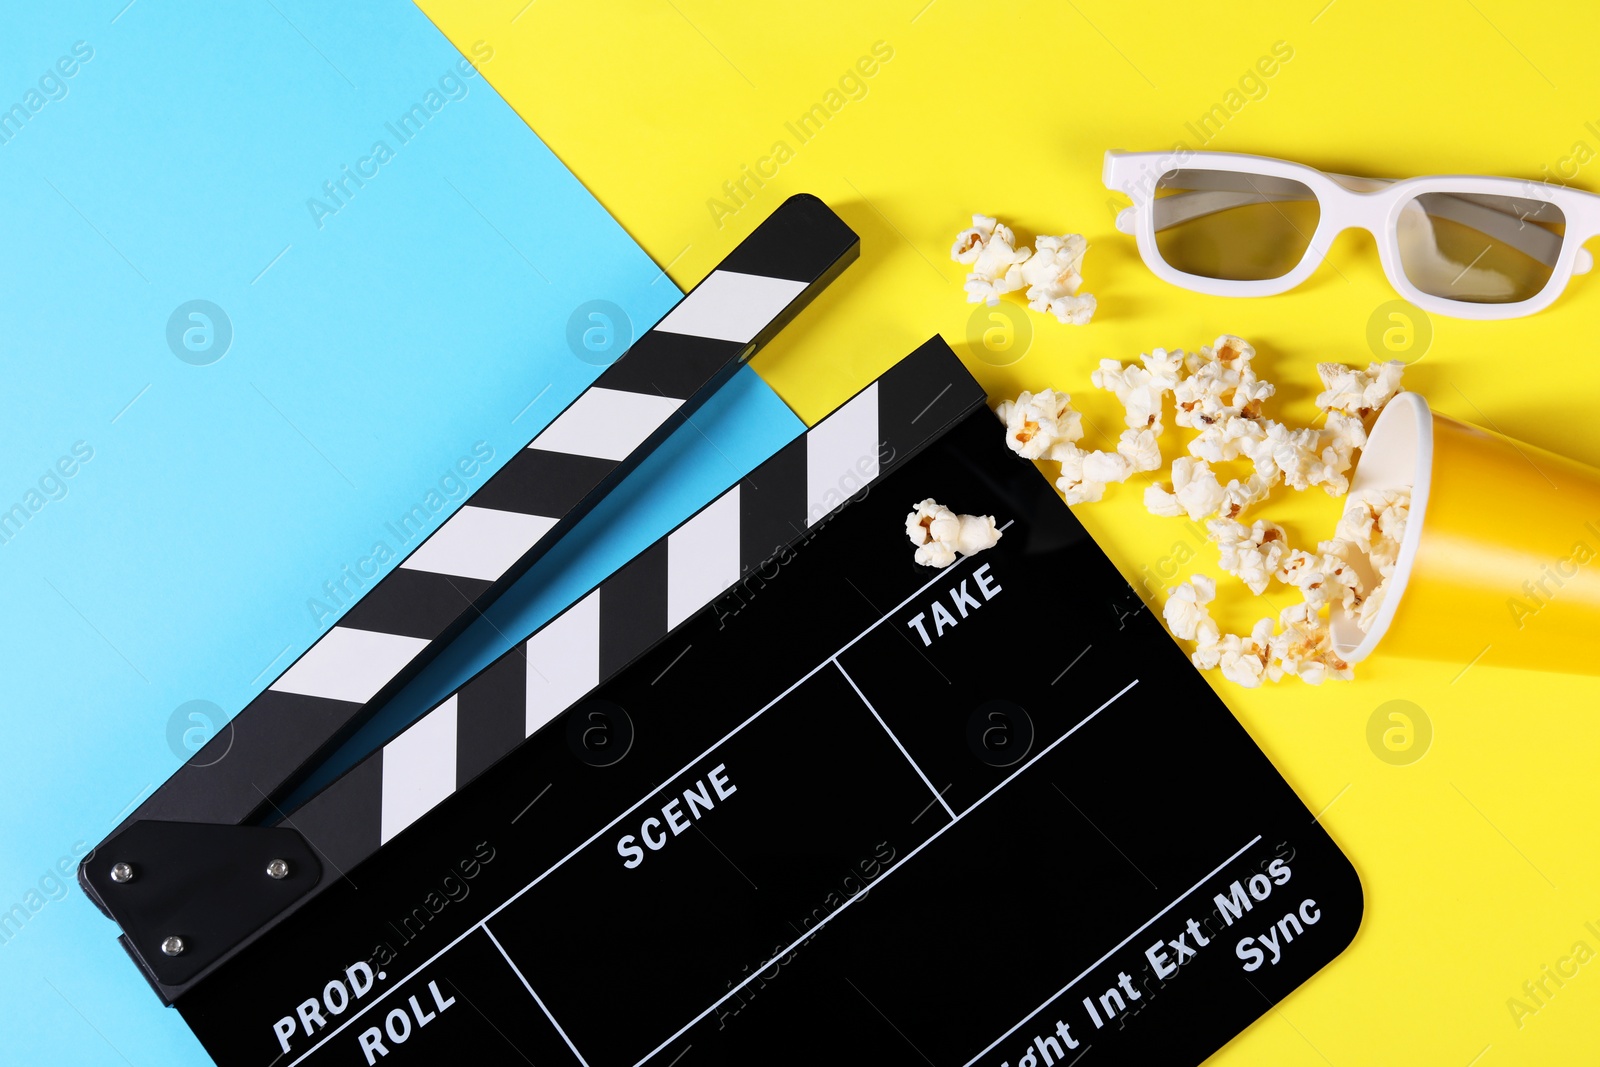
(1406, 193), (1564, 268)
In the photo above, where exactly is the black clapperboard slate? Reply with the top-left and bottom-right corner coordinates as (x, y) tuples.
(175, 340), (1362, 1067)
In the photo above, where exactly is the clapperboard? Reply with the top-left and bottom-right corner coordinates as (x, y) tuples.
(81, 196), (1362, 1067)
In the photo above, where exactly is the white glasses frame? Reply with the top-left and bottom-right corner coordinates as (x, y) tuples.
(1103, 149), (1600, 320)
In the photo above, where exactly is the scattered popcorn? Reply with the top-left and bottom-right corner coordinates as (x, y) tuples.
(994, 388), (1083, 461)
(911, 539), (957, 569)
(904, 498), (1002, 568)
(1232, 376), (1274, 421)
(1165, 457), (1228, 521)
(1190, 616), (1273, 686)
(1143, 481), (1185, 518)
(1265, 603), (1354, 685)
(1190, 415), (1268, 465)
(1190, 633), (1224, 670)
(905, 498), (956, 568)
(1091, 358), (1169, 433)
(1055, 441), (1146, 503)
(1213, 333), (1253, 366)
(1174, 335), (1260, 429)
(1251, 422), (1312, 487)
(994, 337), (1414, 687)
(1082, 448), (1134, 486)
(1254, 421), (1352, 496)
(1207, 518), (1287, 595)
(1305, 447), (1353, 498)
(1142, 347), (1185, 392)
(1305, 413), (1369, 497)
(1021, 234), (1096, 324)
(1274, 548), (1363, 612)
(952, 216), (1097, 322)
(1117, 427), (1163, 474)
(1216, 472), (1274, 520)
(952, 214), (1030, 306)
(1173, 377), (1234, 431)
(1163, 574), (1220, 645)
(1323, 411), (1368, 456)
(1054, 446), (1108, 505)
(1316, 360), (1406, 417)
(1216, 618), (1276, 688)
(1034, 292), (1096, 325)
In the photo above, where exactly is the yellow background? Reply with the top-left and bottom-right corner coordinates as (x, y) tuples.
(417, 1), (1600, 1061)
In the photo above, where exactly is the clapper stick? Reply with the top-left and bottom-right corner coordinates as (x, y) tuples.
(286, 338), (984, 874)
(106, 195), (857, 837)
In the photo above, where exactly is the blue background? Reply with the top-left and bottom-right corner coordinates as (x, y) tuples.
(0, 2), (802, 1062)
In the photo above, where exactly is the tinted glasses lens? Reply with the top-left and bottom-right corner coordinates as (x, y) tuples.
(1396, 191), (1564, 304)
(1151, 169), (1320, 281)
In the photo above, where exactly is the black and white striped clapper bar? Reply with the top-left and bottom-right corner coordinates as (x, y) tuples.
(86, 329), (985, 1007)
(268, 337), (982, 881)
(79, 194), (861, 999)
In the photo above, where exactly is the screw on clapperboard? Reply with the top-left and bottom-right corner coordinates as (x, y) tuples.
(105, 853), (294, 961)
